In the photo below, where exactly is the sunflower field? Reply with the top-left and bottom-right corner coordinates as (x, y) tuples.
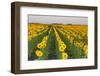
(28, 23), (88, 60)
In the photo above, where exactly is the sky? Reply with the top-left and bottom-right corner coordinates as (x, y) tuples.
(28, 15), (88, 25)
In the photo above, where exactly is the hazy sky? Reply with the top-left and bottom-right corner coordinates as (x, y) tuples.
(28, 15), (88, 25)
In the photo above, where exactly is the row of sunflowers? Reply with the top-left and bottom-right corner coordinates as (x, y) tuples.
(28, 23), (88, 60)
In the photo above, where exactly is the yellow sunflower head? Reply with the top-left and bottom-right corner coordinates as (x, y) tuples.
(61, 44), (66, 49)
(62, 52), (68, 59)
(41, 41), (46, 48)
(37, 43), (43, 48)
(59, 45), (65, 52)
(35, 50), (43, 57)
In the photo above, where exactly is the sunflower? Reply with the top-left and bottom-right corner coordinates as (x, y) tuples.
(62, 52), (68, 59)
(42, 43), (46, 48)
(74, 42), (80, 47)
(62, 44), (66, 48)
(59, 45), (65, 52)
(37, 42), (43, 48)
(35, 50), (43, 57)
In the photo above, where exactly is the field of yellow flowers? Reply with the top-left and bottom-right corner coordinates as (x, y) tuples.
(28, 23), (88, 60)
